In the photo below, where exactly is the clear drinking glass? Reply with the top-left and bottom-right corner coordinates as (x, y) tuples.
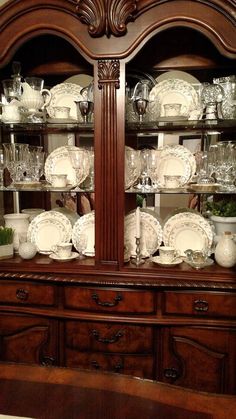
(68, 147), (89, 190)
(3, 143), (29, 185)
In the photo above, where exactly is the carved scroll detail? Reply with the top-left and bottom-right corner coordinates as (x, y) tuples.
(76, 0), (137, 37)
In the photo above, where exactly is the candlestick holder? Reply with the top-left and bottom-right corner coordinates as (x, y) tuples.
(131, 237), (145, 266)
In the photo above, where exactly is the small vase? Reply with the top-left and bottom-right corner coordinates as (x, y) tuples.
(214, 231), (236, 268)
(3, 213), (30, 253)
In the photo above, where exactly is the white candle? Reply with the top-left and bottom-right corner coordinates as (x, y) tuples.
(136, 206), (141, 238)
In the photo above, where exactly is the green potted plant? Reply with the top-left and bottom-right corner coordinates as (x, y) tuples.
(0, 226), (14, 259)
(206, 199), (236, 236)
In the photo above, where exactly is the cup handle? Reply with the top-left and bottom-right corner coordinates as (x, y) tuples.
(41, 89), (52, 109)
(51, 245), (58, 254)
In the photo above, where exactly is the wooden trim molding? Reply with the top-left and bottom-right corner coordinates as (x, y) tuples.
(76, 0), (137, 37)
(95, 59), (120, 267)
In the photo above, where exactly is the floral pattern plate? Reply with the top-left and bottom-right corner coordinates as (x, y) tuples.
(148, 78), (200, 120)
(47, 83), (83, 120)
(27, 210), (72, 254)
(154, 145), (196, 187)
(72, 211), (95, 256)
(163, 212), (214, 255)
(44, 145), (90, 187)
(124, 209), (163, 258)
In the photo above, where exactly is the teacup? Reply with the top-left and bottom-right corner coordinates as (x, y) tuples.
(185, 249), (208, 268)
(163, 103), (182, 117)
(50, 174), (67, 188)
(52, 242), (72, 259)
(159, 246), (178, 263)
(53, 106), (70, 119)
(164, 175), (183, 189)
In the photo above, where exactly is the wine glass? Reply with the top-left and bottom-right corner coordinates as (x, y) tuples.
(132, 80), (150, 122)
(68, 147), (90, 190)
(75, 100), (94, 123)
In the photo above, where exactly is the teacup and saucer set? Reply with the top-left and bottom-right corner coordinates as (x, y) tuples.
(152, 246), (183, 267)
(160, 175), (186, 192)
(49, 242), (79, 262)
(184, 249), (214, 269)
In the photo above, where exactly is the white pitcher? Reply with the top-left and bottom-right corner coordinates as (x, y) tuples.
(20, 77), (51, 112)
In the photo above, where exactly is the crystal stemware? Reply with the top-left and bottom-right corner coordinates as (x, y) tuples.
(76, 100), (94, 123)
(3, 143), (29, 185)
(68, 147), (90, 191)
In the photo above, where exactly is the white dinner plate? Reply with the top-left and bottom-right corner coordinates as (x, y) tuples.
(27, 210), (72, 254)
(124, 209), (163, 258)
(163, 212), (214, 255)
(47, 82), (83, 120)
(155, 145), (196, 187)
(72, 211), (95, 256)
(44, 145), (90, 187)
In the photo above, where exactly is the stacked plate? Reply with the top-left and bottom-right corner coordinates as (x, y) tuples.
(124, 209), (163, 258)
(163, 211), (214, 256)
(72, 211), (95, 256)
(44, 145), (90, 187)
(153, 144), (196, 188)
(27, 210), (72, 254)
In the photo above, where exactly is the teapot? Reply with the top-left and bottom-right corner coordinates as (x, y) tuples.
(20, 77), (51, 113)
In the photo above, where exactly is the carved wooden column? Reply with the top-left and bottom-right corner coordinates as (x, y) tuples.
(95, 59), (121, 268)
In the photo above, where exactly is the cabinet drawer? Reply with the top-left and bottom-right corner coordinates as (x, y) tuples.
(65, 321), (154, 353)
(163, 291), (236, 317)
(0, 281), (56, 306)
(65, 351), (154, 379)
(64, 287), (155, 313)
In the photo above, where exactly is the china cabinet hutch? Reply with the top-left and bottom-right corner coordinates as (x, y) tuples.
(0, 0), (235, 395)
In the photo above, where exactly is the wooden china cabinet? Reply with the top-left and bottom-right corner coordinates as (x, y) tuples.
(0, 0), (235, 395)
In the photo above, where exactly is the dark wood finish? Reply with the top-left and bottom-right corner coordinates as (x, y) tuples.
(0, 313), (58, 365)
(1, 363), (236, 419)
(0, 0), (235, 396)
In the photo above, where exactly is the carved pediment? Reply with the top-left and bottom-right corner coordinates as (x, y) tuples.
(76, 0), (137, 37)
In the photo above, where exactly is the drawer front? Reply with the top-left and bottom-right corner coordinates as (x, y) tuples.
(65, 321), (154, 353)
(64, 287), (155, 314)
(64, 350), (154, 379)
(163, 291), (236, 317)
(0, 281), (56, 306)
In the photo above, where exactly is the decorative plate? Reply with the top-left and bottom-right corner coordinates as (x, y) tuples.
(27, 210), (72, 254)
(47, 83), (83, 120)
(154, 145), (196, 187)
(72, 211), (95, 256)
(124, 209), (163, 258)
(148, 78), (200, 120)
(125, 146), (141, 190)
(163, 212), (214, 255)
(44, 145), (90, 187)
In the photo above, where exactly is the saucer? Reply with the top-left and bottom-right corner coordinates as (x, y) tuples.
(151, 256), (183, 267)
(43, 184), (73, 191)
(49, 252), (79, 262)
(185, 258), (214, 269)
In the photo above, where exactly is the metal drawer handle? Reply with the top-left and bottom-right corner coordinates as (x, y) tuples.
(92, 292), (123, 307)
(91, 360), (123, 373)
(92, 329), (124, 344)
(164, 368), (180, 380)
(16, 288), (29, 301)
(194, 299), (209, 312)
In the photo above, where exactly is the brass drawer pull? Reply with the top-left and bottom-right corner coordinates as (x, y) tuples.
(92, 292), (123, 307)
(16, 288), (29, 301)
(92, 329), (124, 344)
(194, 299), (209, 312)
